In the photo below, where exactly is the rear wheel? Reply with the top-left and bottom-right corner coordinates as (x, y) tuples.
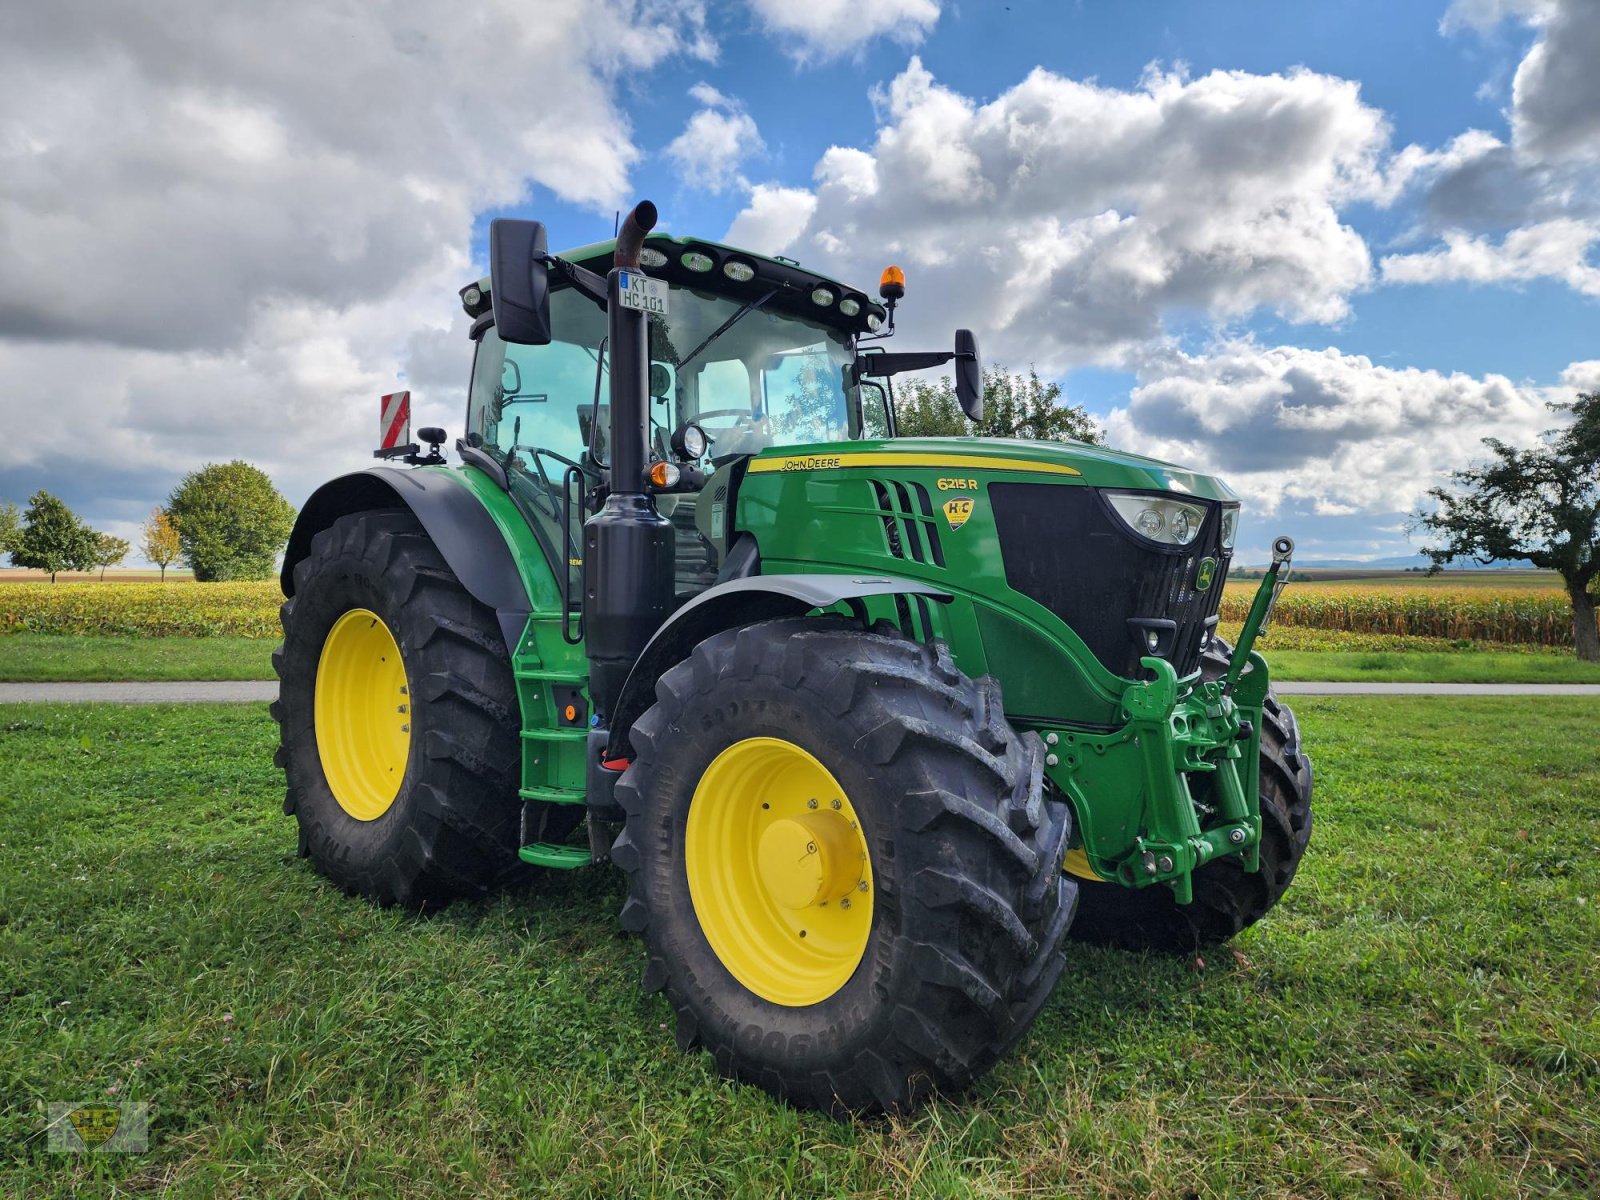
(1066, 639), (1313, 952)
(272, 509), (556, 909)
(611, 619), (1076, 1113)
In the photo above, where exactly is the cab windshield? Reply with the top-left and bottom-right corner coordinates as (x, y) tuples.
(467, 285), (861, 485)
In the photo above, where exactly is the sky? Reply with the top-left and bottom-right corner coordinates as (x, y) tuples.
(2, 0), (1597, 567)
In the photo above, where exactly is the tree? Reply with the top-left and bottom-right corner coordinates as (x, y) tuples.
(0, 500), (20, 564)
(1416, 392), (1600, 662)
(142, 507), (183, 581)
(12, 491), (99, 582)
(166, 461), (296, 582)
(93, 532), (130, 581)
(892, 366), (1102, 444)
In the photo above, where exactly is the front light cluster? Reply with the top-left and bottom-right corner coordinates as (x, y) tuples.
(1105, 492), (1208, 546)
(1220, 506), (1239, 550)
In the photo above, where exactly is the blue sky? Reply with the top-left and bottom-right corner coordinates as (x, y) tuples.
(3, 0), (1597, 566)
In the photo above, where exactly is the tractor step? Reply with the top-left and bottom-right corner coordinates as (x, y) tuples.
(518, 842), (591, 869)
(518, 784), (585, 805)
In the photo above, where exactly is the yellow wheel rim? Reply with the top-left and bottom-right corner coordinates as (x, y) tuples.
(314, 608), (411, 822)
(685, 737), (874, 1007)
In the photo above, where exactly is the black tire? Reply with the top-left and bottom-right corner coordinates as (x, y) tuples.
(1067, 638), (1314, 952)
(272, 509), (557, 909)
(610, 619), (1077, 1114)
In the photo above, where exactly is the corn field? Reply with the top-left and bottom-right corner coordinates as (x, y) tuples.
(1220, 583), (1585, 647)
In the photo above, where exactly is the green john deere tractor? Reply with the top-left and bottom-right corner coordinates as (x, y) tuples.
(274, 200), (1312, 1113)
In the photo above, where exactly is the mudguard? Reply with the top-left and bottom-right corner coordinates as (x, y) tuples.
(607, 572), (952, 755)
(281, 468), (532, 653)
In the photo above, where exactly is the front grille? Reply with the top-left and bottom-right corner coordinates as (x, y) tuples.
(988, 483), (1230, 678)
(870, 480), (945, 567)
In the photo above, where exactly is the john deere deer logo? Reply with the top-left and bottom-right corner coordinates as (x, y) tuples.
(942, 496), (975, 531)
(67, 1105), (121, 1149)
(1195, 558), (1218, 591)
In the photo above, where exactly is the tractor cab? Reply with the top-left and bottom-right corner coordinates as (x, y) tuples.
(460, 240), (882, 597)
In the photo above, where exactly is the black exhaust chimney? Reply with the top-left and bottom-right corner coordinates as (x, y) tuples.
(584, 201), (675, 723)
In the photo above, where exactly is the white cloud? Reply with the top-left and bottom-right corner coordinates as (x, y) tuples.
(1562, 360), (1600, 392)
(724, 184), (817, 254)
(745, 0), (939, 63)
(665, 85), (763, 194)
(1372, 0), (1600, 299)
(1381, 218), (1600, 294)
(1104, 340), (1563, 518)
(729, 57), (1388, 371)
(1446, 0), (1600, 163)
(0, 0), (714, 545)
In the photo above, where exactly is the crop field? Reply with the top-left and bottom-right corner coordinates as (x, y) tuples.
(2, 698), (1597, 1198)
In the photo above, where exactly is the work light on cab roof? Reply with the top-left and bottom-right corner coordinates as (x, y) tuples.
(275, 195), (1313, 1118)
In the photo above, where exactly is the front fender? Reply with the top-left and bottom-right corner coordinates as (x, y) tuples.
(281, 467), (535, 653)
(607, 572), (951, 755)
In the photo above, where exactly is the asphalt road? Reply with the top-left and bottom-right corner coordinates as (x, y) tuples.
(1, 680), (1598, 704)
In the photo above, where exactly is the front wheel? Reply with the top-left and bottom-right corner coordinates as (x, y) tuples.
(610, 620), (1076, 1114)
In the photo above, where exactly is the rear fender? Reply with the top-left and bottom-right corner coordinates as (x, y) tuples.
(282, 468), (534, 653)
(607, 573), (951, 756)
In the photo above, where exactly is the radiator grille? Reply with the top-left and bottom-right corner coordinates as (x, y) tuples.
(988, 483), (1230, 678)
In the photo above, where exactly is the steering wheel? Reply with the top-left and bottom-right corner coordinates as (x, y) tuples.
(694, 408), (758, 429)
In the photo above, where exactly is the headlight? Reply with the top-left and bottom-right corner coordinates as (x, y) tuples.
(1105, 491), (1207, 547)
(1220, 506), (1239, 550)
(672, 421), (708, 460)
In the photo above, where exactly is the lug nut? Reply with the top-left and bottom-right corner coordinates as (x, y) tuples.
(831, 799), (842, 810)
(839, 897), (851, 909)
(807, 799), (818, 810)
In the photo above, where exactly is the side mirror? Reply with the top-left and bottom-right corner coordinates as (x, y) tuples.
(954, 329), (982, 422)
(488, 219), (552, 345)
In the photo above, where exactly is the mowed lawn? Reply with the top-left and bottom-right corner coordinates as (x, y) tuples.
(1, 700), (1597, 1198)
(5, 632), (1600, 684)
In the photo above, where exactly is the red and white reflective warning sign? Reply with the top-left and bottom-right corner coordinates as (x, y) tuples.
(379, 391), (411, 451)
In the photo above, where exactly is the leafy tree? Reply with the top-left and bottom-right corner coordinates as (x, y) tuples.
(13, 491), (99, 582)
(93, 532), (131, 581)
(0, 500), (20, 563)
(1416, 392), (1600, 662)
(892, 367), (1101, 444)
(166, 461), (296, 582)
(142, 507), (184, 581)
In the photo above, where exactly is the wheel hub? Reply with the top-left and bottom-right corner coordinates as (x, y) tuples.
(685, 736), (874, 1007)
(314, 608), (411, 822)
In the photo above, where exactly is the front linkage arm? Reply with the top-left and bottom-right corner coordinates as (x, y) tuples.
(1044, 540), (1296, 904)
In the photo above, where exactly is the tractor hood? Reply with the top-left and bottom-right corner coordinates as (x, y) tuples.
(748, 436), (1238, 503)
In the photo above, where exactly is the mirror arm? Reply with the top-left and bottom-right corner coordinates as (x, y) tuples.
(854, 349), (957, 377)
(548, 256), (609, 310)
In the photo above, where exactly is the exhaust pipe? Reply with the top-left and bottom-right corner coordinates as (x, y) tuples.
(614, 200), (658, 272)
(585, 201), (674, 723)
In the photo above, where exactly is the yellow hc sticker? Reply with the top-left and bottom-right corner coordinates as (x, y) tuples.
(942, 495), (976, 531)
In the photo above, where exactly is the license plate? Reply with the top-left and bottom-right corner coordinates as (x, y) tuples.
(618, 271), (669, 316)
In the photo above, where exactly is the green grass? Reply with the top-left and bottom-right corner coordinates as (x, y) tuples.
(4, 632), (1599, 685)
(1265, 649), (1600, 684)
(0, 635), (275, 682)
(2, 700), (1597, 1197)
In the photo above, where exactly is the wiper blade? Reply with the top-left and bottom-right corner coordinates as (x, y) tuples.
(676, 287), (779, 371)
